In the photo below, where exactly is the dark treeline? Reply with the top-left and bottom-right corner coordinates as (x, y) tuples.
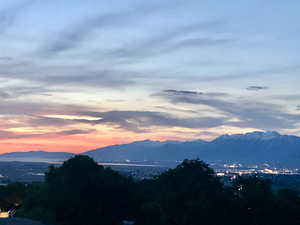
(1, 155), (300, 225)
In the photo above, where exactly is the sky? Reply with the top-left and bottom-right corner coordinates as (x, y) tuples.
(0, 0), (300, 153)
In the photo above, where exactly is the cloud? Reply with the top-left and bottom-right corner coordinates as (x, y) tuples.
(158, 89), (228, 98)
(0, 0), (35, 34)
(0, 58), (139, 90)
(19, 109), (227, 133)
(0, 129), (94, 139)
(246, 86), (268, 91)
(0, 101), (92, 116)
(68, 110), (227, 132)
(0, 18), (230, 91)
(0, 57), (12, 61)
(37, 70), (137, 88)
(54, 129), (95, 136)
(158, 90), (300, 130)
(154, 105), (199, 114)
(0, 86), (55, 99)
(0, 91), (10, 98)
(163, 89), (203, 95)
(100, 21), (232, 63)
(174, 65), (300, 84)
(39, 3), (166, 56)
(172, 37), (232, 49)
(28, 116), (78, 127)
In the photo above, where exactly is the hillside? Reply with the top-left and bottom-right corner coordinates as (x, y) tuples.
(84, 131), (300, 167)
(1, 131), (300, 167)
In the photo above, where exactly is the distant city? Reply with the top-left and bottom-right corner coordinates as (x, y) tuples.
(1, 160), (300, 185)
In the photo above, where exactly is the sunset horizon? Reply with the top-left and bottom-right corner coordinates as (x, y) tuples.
(1, 1), (300, 154)
(0, 130), (297, 154)
(2, 2), (300, 224)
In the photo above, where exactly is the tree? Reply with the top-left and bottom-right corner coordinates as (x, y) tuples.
(137, 160), (236, 225)
(271, 189), (300, 225)
(0, 182), (26, 211)
(232, 175), (275, 225)
(20, 155), (136, 225)
(47, 155), (136, 225)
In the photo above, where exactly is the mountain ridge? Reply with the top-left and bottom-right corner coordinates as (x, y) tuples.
(1, 131), (300, 167)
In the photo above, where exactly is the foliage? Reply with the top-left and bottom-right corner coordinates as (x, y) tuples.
(0, 182), (26, 211)
(11, 157), (300, 225)
(19, 155), (136, 225)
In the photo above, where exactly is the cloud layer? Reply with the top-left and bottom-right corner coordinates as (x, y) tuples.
(0, 0), (299, 152)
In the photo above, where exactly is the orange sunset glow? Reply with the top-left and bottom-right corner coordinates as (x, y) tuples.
(0, 0), (300, 154)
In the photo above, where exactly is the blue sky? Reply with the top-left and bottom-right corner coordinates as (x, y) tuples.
(0, 0), (300, 152)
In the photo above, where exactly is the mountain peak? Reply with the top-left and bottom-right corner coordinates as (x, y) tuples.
(132, 140), (160, 144)
(244, 131), (281, 140)
(216, 131), (282, 141)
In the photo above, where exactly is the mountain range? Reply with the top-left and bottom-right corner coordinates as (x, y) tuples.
(1, 131), (300, 167)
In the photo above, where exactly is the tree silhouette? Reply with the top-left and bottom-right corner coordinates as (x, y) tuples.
(16, 157), (300, 225)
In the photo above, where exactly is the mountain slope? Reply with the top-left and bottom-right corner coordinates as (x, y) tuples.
(83, 131), (300, 167)
(207, 131), (300, 166)
(1, 131), (300, 167)
(84, 139), (208, 162)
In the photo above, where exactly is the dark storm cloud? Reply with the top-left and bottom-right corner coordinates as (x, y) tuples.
(246, 86), (268, 91)
(158, 90), (300, 130)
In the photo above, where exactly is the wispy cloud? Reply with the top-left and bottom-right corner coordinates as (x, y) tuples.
(163, 89), (203, 95)
(246, 86), (268, 91)
(0, 101), (91, 116)
(0, 129), (94, 139)
(0, 59), (139, 89)
(182, 65), (300, 82)
(62, 110), (228, 132)
(0, 0), (35, 34)
(36, 69), (137, 88)
(39, 3), (168, 56)
(158, 89), (300, 130)
(0, 86), (55, 99)
(100, 21), (232, 63)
